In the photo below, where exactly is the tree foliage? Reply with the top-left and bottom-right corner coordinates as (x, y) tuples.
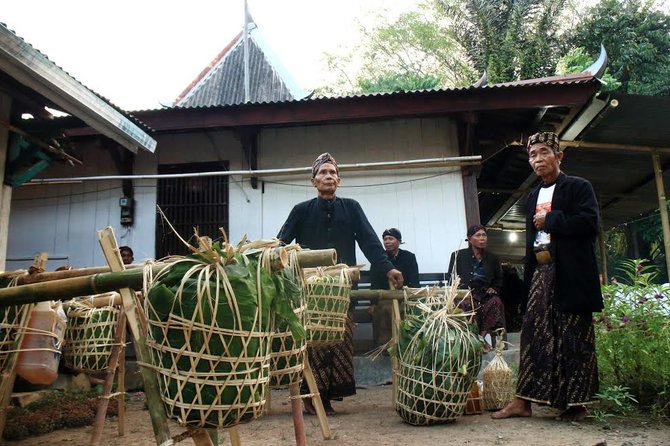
(566, 0), (670, 96)
(556, 47), (622, 91)
(434, 0), (569, 83)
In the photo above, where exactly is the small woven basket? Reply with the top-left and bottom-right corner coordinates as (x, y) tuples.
(303, 265), (352, 347)
(269, 248), (306, 387)
(482, 340), (515, 410)
(63, 293), (120, 373)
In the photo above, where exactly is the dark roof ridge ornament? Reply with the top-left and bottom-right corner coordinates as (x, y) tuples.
(582, 44), (608, 79)
(473, 70), (488, 88)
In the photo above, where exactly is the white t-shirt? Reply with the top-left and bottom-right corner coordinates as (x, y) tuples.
(534, 184), (556, 249)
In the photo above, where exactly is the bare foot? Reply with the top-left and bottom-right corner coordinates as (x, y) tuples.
(491, 398), (532, 419)
(303, 399), (316, 416)
(556, 406), (587, 422)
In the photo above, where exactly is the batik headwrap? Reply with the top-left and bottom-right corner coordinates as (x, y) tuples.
(311, 152), (339, 178)
(527, 132), (561, 153)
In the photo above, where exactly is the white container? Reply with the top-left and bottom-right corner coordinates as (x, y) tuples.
(15, 301), (67, 385)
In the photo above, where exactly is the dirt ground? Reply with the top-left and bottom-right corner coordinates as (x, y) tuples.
(5, 386), (669, 446)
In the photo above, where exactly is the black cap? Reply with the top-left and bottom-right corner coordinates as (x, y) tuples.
(382, 228), (402, 241)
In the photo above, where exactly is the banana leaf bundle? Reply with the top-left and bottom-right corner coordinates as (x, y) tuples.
(63, 294), (119, 373)
(269, 248), (307, 387)
(303, 265), (352, 346)
(143, 240), (304, 428)
(395, 304), (484, 425)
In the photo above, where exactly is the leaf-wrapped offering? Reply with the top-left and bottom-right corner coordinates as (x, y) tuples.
(303, 265), (352, 346)
(143, 239), (304, 428)
(269, 246), (307, 387)
(482, 339), (515, 410)
(395, 301), (484, 425)
(63, 293), (120, 373)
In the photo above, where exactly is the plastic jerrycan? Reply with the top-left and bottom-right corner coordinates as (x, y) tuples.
(15, 301), (67, 385)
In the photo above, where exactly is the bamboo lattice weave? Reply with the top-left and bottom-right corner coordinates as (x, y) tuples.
(63, 294), (120, 373)
(303, 266), (352, 347)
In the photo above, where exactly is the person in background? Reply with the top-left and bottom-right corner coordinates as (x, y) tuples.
(277, 152), (404, 415)
(447, 224), (504, 351)
(492, 131), (603, 422)
(369, 227), (419, 347)
(119, 246), (134, 265)
(500, 264), (524, 333)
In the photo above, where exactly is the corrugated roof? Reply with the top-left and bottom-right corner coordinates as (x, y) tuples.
(174, 23), (306, 108)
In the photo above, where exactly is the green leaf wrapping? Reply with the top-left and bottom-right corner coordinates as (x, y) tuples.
(145, 247), (306, 428)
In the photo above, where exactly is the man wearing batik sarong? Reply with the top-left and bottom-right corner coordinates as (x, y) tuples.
(492, 132), (603, 422)
(278, 152), (404, 415)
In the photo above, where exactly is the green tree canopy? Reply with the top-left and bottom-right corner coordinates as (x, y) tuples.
(566, 0), (670, 95)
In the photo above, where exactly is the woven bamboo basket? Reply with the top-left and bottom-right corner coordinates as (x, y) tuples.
(395, 301), (483, 425)
(303, 265), (352, 347)
(0, 276), (31, 372)
(63, 293), (120, 373)
(142, 240), (291, 428)
(482, 340), (515, 410)
(269, 247), (307, 387)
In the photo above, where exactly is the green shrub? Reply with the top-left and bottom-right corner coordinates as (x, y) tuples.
(596, 259), (670, 419)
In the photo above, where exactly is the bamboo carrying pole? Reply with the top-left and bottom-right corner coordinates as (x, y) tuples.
(0, 249), (337, 307)
(350, 288), (470, 301)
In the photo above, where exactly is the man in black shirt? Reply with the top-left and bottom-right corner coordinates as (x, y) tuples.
(370, 228), (419, 347)
(278, 152), (403, 414)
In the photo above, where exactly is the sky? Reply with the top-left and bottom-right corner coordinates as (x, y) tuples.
(2, 0), (416, 111)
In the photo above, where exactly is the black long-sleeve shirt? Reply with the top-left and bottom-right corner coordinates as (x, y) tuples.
(277, 196), (394, 274)
(370, 249), (419, 289)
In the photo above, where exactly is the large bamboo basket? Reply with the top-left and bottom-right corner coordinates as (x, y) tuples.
(63, 293), (120, 373)
(142, 243), (282, 429)
(395, 302), (483, 425)
(303, 265), (352, 347)
(269, 247), (306, 387)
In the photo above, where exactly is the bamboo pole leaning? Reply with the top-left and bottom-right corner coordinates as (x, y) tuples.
(0, 249), (337, 308)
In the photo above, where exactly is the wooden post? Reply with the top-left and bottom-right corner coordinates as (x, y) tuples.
(117, 316), (126, 437)
(98, 227), (172, 445)
(190, 428), (215, 446)
(228, 425), (242, 446)
(301, 352), (332, 440)
(389, 280), (401, 408)
(289, 383), (306, 446)
(652, 153), (670, 279)
(598, 194), (608, 284)
(90, 310), (127, 446)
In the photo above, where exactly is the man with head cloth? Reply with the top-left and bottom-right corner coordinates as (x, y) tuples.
(492, 132), (603, 422)
(370, 227), (420, 347)
(278, 152), (404, 414)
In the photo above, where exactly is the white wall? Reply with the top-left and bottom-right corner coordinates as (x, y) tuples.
(7, 116), (468, 275)
(239, 117), (468, 274)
